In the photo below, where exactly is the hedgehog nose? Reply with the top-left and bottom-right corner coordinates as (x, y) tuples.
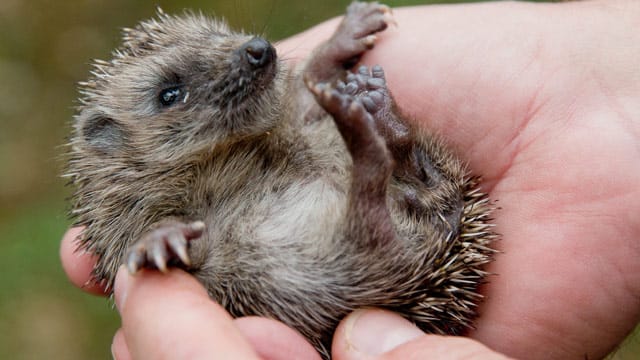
(241, 37), (275, 68)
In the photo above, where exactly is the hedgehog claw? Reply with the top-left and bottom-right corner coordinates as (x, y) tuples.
(126, 247), (144, 274)
(124, 219), (203, 273)
(168, 232), (191, 266)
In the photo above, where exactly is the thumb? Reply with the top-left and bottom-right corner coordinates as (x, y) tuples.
(332, 309), (511, 360)
(113, 266), (260, 360)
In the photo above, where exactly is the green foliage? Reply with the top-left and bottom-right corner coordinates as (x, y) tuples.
(0, 198), (119, 359)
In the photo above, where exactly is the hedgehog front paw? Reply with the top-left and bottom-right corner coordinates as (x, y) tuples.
(331, 2), (393, 67)
(302, 3), (394, 85)
(343, 2), (393, 44)
(126, 220), (205, 273)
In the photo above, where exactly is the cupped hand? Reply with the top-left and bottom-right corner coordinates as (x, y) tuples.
(335, 1), (639, 358)
(61, 1), (640, 359)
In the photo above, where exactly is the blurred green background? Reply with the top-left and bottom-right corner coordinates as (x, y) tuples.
(0, 0), (637, 359)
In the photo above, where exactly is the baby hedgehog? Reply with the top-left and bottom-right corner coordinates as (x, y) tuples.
(66, 2), (496, 358)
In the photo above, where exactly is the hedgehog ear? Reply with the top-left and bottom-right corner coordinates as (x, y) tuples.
(80, 112), (126, 154)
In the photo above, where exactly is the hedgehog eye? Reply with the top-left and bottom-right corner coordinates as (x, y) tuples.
(159, 86), (183, 107)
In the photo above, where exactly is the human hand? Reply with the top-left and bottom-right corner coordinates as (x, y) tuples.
(110, 266), (321, 360)
(61, 227), (322, 360)
(281, 1), (639, 358)
(61, 0), (640, 359)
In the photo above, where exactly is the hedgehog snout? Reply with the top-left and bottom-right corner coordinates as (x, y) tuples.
(238, 37), (276, 69)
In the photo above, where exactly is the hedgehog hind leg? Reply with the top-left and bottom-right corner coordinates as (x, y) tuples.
(340, 65), (466, 235)
(306, 77), (396, 248)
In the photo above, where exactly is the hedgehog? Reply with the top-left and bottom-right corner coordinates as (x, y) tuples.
(65, 2), (497, 358)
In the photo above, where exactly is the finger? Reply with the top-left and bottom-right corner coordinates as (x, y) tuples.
(114, 267), (260, 360)
(332, 309), (510, 360)
(378, 336), (511, 360)
(59, 226), (107, 296)
(332, 309), (423, 359)
(111, 328), (132, 360)
(235, 316), (322, 360)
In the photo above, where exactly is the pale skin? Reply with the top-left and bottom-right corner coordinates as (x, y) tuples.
(60, 0), (640, 359)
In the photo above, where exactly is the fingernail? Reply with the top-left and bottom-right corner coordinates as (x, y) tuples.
(111, 328), (130, 360)
(344, 309), (424, 356)
(111, 335), (119, 360)
(111, 341), (117, 360)
(113, 265), (130, 312)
